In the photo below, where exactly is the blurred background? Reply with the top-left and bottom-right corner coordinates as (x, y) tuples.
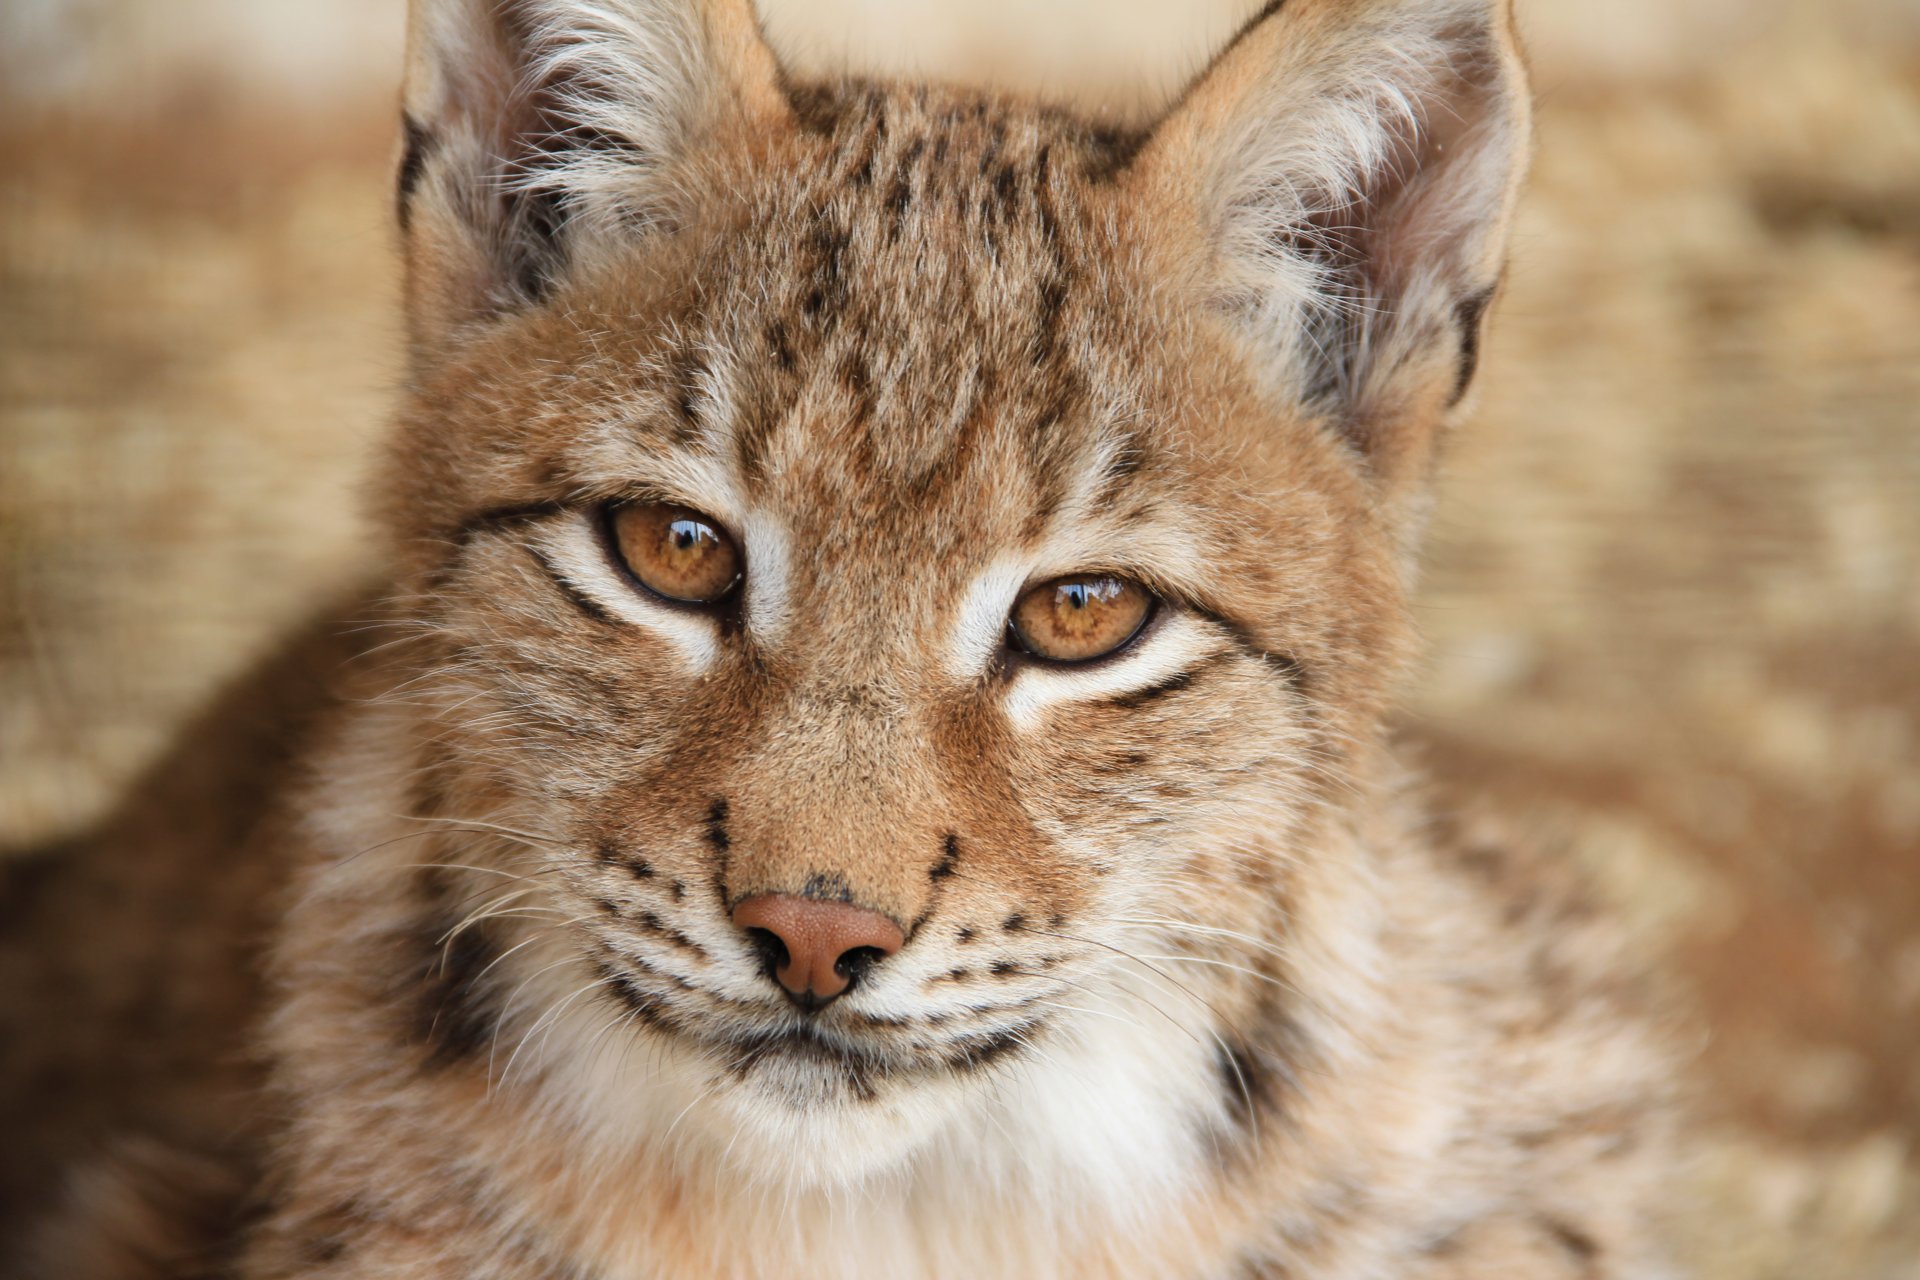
(2, 0), (1916, 1271)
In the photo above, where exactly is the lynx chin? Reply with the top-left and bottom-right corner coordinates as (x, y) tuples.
(0, 0), (1691, 1276)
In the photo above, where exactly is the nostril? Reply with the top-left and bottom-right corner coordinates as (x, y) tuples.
(834, 945), (888, 986)
(743, 927), (789, 981)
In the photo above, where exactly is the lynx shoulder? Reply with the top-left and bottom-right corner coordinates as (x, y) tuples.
(1, 1), (1690, 1276)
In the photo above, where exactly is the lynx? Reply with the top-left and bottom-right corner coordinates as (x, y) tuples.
(0, 0), (1687, 1275)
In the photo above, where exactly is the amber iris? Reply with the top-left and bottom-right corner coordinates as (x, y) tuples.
(609, 502), (742, 604)
(1010, 575), (1154, 663)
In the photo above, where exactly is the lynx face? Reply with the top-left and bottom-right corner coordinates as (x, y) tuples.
(376, 0), (1526, 1186)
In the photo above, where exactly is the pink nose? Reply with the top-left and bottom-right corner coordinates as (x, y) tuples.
(731, 894), (905, 1008)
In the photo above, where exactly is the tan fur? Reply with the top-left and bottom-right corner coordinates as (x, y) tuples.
(1, 1), (1689, 1276)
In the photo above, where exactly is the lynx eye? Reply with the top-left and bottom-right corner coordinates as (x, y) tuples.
(1009, 575), (1155, 663)
(607, 502), (742, 605)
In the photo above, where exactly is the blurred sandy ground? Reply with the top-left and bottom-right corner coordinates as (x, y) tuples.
(2, 0), (1918, 1271)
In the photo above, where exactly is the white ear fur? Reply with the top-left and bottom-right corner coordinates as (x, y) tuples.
(1137, 0), (1530, 483)
(399, 0), (788, 336)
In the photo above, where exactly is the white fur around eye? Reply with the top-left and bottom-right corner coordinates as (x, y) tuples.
(535, 514), (720, 673)
(1002, 613), (1222, 732)
(946, 555), (1031, 681)
(739, 509), (793, 644)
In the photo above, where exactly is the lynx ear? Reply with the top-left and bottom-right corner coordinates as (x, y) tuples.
(1135, 0), (1530, 494)
(399, 0), (790, 349)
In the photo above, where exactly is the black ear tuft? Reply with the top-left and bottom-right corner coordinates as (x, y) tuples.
(1447, 284), (1498, 409)
(396, 114), (436, 234)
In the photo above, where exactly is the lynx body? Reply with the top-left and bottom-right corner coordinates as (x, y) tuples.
(1, 1), (1686, 1275)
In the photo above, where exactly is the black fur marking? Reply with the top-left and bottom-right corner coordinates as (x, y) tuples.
(628, 857), (654, 879)
(887, 173), (915, 236)
(495, 90), (658, 304)
(669, 350), (708, 438)
(1212, 1006), (1311, 1159)
(1448, 285), (1498, 407)
(725, 1026), (887, 1099)
(1078, 123), (1152, 183)
(766, 318), (796, 373)
(505, 182), (571, 305)
(1215, 1036), (1272, 1137)
(525, 544), (618, 626)
(705, 799), (731, 852)
(955, 926), (976, 944)
(404, 881), (503, 1070)
(785, 82), (851, 135)
(1189, 605), (1307, 690)
(636, 911), (708, 958)
(396, 114), (435, 234)
(944, 1027), (1029, 1074)
(1106, 668), (1196, 709)
(593, 957), (668, 1027)
(803, 218), (851, 327)
(670, 879), (686, 902)
(1002, 913), (1026, 932)
(1031, 274), (1069, 366)
(932, 834), (960, 880)
(990, 960), (1019, 977)
(991, 162), (1019, 210)
(441, 501), (570, 555)
(800, 872), (855, 904)
(594, 897), (621, 916)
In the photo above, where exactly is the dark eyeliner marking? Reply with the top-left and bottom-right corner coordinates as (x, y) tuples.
(1187, 604), (1305, 687)
(442, 500), (570, 550)
(425, 501), (571, 594)
(1106, 667), (1197, 709)
(525, 544), (618, 626)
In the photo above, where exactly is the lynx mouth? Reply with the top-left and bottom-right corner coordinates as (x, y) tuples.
(727, 1019), (1035, 1074)
(709, 1021), (1040, 1102)
(590, 951), (1042, 1098)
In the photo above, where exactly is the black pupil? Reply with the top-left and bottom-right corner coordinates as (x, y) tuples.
(1063, 580), (1117, 610)
(670, 520), (709, 551)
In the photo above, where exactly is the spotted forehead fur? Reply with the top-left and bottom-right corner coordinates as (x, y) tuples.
(402, 86), (1192, 516)
(685, 86), (1167, 547)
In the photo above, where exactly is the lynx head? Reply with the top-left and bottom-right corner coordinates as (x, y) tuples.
(375, 0), (1528, 1190)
